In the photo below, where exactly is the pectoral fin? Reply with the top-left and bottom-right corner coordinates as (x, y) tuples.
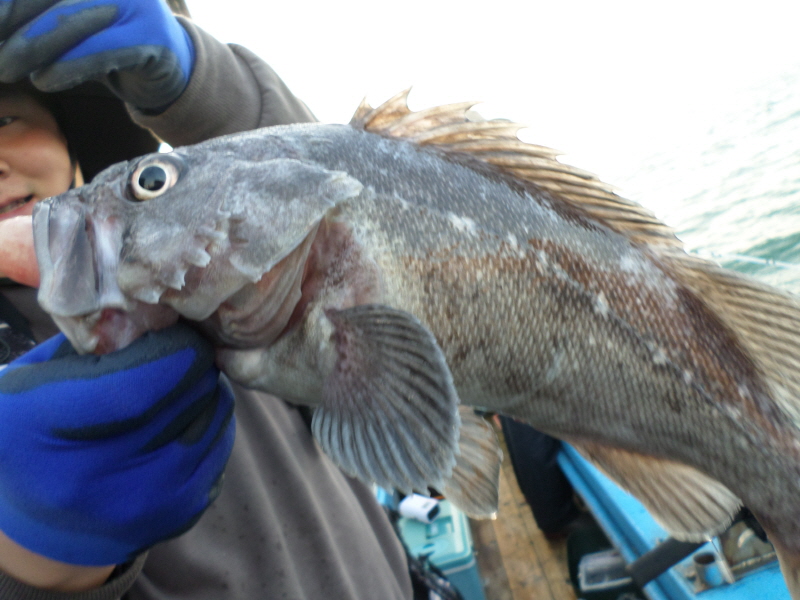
(441, 407), (503, 519)
(572, 442), (741, 541)
(312, 305), (461, 494)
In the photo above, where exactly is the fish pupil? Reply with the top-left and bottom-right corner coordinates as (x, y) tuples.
(138, 166), (167, 191)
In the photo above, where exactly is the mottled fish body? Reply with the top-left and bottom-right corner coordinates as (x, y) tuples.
(33, 92), (800, 597)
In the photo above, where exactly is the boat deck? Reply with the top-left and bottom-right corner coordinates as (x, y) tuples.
(470, 426), (578, 600)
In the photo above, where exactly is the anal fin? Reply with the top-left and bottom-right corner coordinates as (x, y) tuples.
(572, 442), (741, 542)
(312, 304), (461, 494)
(441, 407), (503, 519)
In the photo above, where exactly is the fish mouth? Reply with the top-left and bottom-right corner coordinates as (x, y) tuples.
(55, 305), (180, 355)
(0, 194), (34, 218)
(34, 197), (181, 354)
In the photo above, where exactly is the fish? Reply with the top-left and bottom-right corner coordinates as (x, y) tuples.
(32, 90), (800, 597)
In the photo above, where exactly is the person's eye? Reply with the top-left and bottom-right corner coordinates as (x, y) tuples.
(0, 116), (17, 127)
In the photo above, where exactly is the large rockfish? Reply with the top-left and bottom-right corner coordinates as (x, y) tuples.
(33, 92), (800, 597)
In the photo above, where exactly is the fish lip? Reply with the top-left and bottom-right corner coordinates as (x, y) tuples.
(52, 310), (102, 355)
(34, 195), (131, 318)
(56, 304), (182, 355)
(55, 308), (124, 355)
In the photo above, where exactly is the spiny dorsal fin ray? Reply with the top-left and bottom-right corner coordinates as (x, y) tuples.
(662, 249), (800, 426)
(385, 101), (480, 137)
(350, 89), (681, 249)
(350, 89), (414, 131)
(572, 442), (741, 541)
(412, 121), (525, 145)
(428, 138), (561, 160)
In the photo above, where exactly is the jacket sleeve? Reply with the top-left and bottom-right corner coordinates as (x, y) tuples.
(129, 17), (316, 147)
(0, 555), (146, 600)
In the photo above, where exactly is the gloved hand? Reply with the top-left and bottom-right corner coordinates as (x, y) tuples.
(0, 323), (235, 566)
(0, 0), (195, 110)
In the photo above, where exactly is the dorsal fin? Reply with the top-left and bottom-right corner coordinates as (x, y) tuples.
(350, 89), (682, 249)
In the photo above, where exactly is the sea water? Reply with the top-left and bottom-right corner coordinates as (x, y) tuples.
(613, 63), (800, 293)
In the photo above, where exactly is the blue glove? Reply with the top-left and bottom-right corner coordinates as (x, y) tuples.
(0, 324), (235, 566)
(0, 0), (195, 109)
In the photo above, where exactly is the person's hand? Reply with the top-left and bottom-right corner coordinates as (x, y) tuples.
(0, 0), (195, 110)
(0, 323), (235, 566)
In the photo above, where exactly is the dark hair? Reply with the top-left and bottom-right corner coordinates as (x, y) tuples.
(2, 80), (160, 181)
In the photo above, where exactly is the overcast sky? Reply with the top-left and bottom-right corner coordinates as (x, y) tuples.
(185, 0), (800, 190)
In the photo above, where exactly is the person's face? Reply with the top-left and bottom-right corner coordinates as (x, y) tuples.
(0, 93), (75, 223)
(0, 92), (82, 282)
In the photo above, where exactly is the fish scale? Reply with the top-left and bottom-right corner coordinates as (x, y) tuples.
(32, 91), (800, 598)
(296, 125), (800, 558)
(335, 173), (746, 445)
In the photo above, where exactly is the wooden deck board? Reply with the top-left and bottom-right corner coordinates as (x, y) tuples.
(471, 517), (514, 600)
(471, 425), (577, 600)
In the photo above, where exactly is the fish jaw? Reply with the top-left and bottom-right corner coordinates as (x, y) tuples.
(33, 193), (180, 353)
(32, 159), (247, 353)
(52, 306), (180, 355)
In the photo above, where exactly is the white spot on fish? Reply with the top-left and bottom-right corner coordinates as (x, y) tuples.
(618, 249), (678, 305)
(652, 348), (668, 365)
(645, 339), (668, 366)
(504, 233), (527, 258)
(448, 212), (477, 235)
(683, 370), (693, 385)
(723, 404), (744, 421)
(544, 350), (565, 384)
(534, 249), (550, 274)
(619, 252), (642, 275)
(594, 292), (609, 317)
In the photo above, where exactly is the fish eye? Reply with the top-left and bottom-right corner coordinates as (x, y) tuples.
(129, 160), (180, 201)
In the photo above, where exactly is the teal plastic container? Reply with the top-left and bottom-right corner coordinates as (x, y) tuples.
(398, 500), (486, 600)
